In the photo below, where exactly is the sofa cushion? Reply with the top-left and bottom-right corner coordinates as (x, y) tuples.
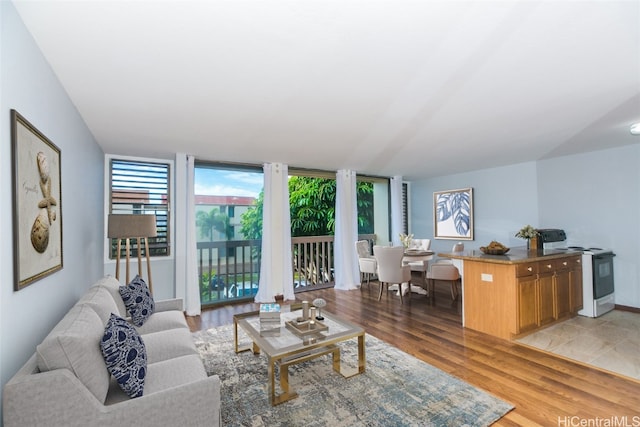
(78, 284), (120, 324)
(135, 310), (189, 335)
(36, 304), (110, 403)
(100, 314), (147, 398)
(140, 328), (199, 364)
(119, 275), (155, 327)
(104, 354), (207, 405)
(95, 275), (128, 317)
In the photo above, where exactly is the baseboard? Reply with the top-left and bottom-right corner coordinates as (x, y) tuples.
(615, 304), (640, 313)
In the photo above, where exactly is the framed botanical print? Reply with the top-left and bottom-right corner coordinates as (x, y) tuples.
(434, 187), (473, 240)
(11, 110), (63, 290)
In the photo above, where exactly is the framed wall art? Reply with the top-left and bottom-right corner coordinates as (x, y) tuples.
(434, 187), (473, 240)
(11, 110), (63, 290)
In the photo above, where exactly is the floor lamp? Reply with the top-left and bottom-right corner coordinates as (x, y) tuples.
(107, 214), (157, 294)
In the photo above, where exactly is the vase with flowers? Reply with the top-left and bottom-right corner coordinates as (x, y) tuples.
(399, 233), (414, 249)
(515, 225), (538, 250)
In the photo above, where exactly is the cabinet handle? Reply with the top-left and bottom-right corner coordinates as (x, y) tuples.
(577, 260), (581, 264)
(527, 267), (533, 272)
(546, 264), (552, 269)
(563, 262), (567, 266)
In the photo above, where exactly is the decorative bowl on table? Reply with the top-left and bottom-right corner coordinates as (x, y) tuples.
(480, 241), (510, 255)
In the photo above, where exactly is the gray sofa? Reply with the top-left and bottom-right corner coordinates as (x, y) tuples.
(3, 276), (220, 427)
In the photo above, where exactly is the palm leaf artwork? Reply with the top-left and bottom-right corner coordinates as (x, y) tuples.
(435, 190), (471, 237)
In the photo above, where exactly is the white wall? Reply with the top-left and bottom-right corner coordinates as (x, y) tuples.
(537, 145), (640, 308)
(410, 161), (540, 254)
(410, 148), (640, 309)
(0, 1), (105, 419)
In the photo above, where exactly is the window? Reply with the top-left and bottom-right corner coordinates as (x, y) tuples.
(402, 181), (410, 235)
(109, 158), (170, 258)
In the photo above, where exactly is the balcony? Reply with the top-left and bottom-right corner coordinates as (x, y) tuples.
(198, 234), (376, 306)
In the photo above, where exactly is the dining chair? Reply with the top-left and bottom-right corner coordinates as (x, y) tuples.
(426, 263), (461, 300)
(405, 239), (432, 285)
(355, 240), (377, 288)
(373, 245), (412, 304)
(435, 242), (465, 265)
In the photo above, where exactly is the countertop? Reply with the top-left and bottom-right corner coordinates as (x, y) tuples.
(438, 247), (583, 265)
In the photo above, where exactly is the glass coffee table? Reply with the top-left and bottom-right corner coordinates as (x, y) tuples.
(234, 304), (366, 405)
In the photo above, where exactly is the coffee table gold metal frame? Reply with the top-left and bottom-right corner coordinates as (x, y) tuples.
(234, 304), (366, 405)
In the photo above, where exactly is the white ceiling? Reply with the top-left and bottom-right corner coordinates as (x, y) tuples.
(13, 0), (640, 180)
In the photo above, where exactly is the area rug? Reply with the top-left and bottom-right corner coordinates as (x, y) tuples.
(192, 324), (514, 426)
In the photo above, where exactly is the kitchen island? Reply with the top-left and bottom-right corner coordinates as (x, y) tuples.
(439, 247), (583, 340)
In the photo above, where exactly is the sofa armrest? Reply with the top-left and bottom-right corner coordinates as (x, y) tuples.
(3, 355), (221, 427)
(101, 375), (221, 427)
(154, 298), (183, 312)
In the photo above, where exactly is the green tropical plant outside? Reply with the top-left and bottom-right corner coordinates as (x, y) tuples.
(196, 208), (233, 241)
(240, 176), (374, 239)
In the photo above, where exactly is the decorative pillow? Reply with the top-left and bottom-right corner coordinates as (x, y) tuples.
(100, 313), (147, 398)
(119, 275), (155, 327)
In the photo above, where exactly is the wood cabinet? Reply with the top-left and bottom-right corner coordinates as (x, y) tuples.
(516, 265), (537, 333)
(538, 261), (556, 326)
(555, 259), (572, 319)
(569, 256), (583, 313)
(464, 254), (583, 340)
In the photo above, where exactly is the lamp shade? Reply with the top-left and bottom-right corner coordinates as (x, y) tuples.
(107, 214), (157, 238)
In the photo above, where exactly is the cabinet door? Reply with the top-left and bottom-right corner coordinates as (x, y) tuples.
(517, 276), (538, 333)
(538, 263), (555, 326)
(570, 257), (583, 313)
(555, 265), (571, 319)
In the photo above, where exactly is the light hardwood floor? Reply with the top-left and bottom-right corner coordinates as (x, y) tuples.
(187, 279), (640, 426)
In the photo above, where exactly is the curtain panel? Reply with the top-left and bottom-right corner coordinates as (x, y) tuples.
(390, 175), (403, 246)
(175, 153), (201, 316)
(334, 169), (360, 290)
(254, 163), (295, 302)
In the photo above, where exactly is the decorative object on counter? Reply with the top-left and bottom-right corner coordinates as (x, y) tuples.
(399, 233), (414, 248)
(433, 188), (474, 240)
(312, 298), (326, 320)
(515, 224), (539, 249)
(480, 241), (510, 255)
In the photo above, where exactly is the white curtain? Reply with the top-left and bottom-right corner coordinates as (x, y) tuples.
(390, 175), (403, 246)
(334, 169), (360, 290)
(175, 154), (201, 316)
(254, 163), (295, 303)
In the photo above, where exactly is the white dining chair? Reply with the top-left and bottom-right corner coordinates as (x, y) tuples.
(426, 263), (461, 300)
(405, 239), (432, 285)
(355, 240), (377, 288)
(373, 245), (412, 304)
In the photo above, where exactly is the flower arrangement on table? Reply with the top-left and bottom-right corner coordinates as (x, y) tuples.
(515, 225), (538, 249)
(399, 233), (414, 248)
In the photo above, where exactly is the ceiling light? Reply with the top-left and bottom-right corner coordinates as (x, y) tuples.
(631, 123), (640, 135)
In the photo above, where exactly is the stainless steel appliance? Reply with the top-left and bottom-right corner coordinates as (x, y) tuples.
(534, 228), (615, 317)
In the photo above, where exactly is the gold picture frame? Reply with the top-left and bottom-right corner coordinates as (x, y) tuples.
(434, 187), (473, 240)
(11, 110), (63, 290)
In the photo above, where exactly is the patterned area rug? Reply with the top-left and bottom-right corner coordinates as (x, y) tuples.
(193, 325), (513, 426)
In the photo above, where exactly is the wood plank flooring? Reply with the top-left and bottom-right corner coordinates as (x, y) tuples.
(187, 279), (640, 426)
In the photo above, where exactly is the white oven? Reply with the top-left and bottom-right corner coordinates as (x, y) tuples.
(579, 249), (616, 317)
(535, 229), (615, 318)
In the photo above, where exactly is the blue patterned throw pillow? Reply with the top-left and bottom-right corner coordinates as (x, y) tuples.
(100, 313), (147, 398)
(119, 275), (155, 327)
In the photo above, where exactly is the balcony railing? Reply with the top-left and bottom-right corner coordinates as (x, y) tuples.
(198, 234), (376, 306)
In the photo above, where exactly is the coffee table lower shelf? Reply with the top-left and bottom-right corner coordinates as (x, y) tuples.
(234, 309), (366, 405)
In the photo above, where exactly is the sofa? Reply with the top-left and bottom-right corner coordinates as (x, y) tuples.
(3, 275), (221, 427)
